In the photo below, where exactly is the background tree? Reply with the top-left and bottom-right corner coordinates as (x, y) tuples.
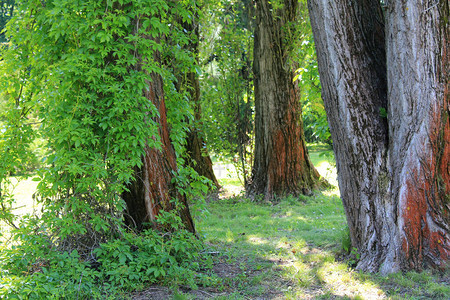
(247, 0), (322, 199)
(174, 4), (219, 189)
(200, 0), (255, 185)
(308, 0), (449, 273)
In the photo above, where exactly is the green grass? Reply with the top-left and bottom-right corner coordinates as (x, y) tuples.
(193, 191), (449, 299)
(0, 176), (40, 244)
(188, 144), (449, 299)
(307, 143), (338, 187)
(3, 145), (449, 299)
(3, 176), (40, 215)
(217, 177), (242, 187)
(196, 191), (372, 298)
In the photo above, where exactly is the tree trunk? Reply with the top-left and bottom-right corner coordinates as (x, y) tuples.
(247, 0), (322, 200)
(176, 12), (219, 189)
(184, 19), (220, 189)
(386, 0), (449, 271)
(122, 71), (195, 233)
(185, 103), (220, 189)
(308, 0), (449, 273)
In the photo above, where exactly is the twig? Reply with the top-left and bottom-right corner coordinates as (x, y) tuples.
(196, 290), (215, 297)
(200, 251), (220, 255)
(424, 2), (439, 13)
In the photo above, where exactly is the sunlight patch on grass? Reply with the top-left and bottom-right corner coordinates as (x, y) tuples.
(218, 177), (241, 187)
(1, 176), (40, 243)
(315, 161), (338, 187)
(316, 262), (386, 299)
(196, 159), (448, 299)
(296, 216), (309, 222)
(248, 236), (269, 245)
(4, 176), (39, 216)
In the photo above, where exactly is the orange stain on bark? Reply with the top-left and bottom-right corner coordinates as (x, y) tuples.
(401, 108), (450, 269)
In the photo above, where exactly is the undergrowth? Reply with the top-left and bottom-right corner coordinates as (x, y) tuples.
(0, 213), (217, 299)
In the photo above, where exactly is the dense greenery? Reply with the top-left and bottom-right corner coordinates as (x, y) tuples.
(199, 0), (255, 183)
(0, 0), (213, 297)
(0, 215), (210, 298)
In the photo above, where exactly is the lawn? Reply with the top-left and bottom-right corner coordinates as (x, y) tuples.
(180, 191), (448, 299)
(142, 144), (448, 299)
(2, 144), (449, 299)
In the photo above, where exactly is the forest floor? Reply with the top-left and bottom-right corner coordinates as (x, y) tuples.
(2, 145), (448, 299)
(131, 145), (449, 300)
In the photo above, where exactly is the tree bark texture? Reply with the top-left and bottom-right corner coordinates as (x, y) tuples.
(248, 0), (322, 199)
(386, 0), (449, 271)
(308, 0), (449, 273)
(122, 70), (195, 233)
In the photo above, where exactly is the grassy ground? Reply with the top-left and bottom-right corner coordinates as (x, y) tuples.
(182, 191), (449, 299)
(3, 145), (449, 299)
(148, 144), (448, 299)
(0, 176), (40, 243)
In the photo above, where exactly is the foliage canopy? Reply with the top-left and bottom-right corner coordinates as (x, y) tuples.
(0, 0), (214, 297)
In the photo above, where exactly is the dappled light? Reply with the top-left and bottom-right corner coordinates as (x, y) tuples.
(1, 0), (447, 298)
(194, 188), (392, 298)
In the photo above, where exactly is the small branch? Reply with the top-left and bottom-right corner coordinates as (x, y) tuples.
(424, 2), (439, 13)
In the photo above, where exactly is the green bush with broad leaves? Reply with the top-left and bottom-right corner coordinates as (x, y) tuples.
(0, 0), (214, 297)
(0, 213), (212, 298)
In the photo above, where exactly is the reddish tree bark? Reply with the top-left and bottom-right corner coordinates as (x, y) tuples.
(308, 0), (449, 273)
(122, 70), (194, 233)
(386, 0), (449, 270)
(247, 0), (323, 200)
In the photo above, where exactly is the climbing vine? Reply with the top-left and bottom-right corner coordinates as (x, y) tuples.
(0, 1), (213, 297)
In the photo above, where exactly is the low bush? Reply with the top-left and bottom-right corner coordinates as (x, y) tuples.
(0, 221), (213, 299)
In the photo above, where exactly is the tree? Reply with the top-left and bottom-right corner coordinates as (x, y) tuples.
(308, 0), (449, 273)
(247, 0), (322, 199)
(177, 7), (219, 189)
(200, 0), (255, 185)
(122, 3), (198, 233)
(122, 70), (195, 233)
(1, 0), (198, 252)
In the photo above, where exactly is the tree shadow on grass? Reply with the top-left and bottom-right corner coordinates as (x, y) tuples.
(133, 191), (449, 299)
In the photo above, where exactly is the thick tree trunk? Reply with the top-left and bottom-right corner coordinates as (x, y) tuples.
(308, 0), (449, 273)
(248, 0), (322, 199)
(122, 72), (195, 233)
(386, 0), (449, 270)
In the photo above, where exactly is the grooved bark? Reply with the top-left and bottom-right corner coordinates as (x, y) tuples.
(308, 0), (449, 273)
(122, 51), (195, 233)
(248, 0), (322, 200)
(386, 0), (449, 270)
